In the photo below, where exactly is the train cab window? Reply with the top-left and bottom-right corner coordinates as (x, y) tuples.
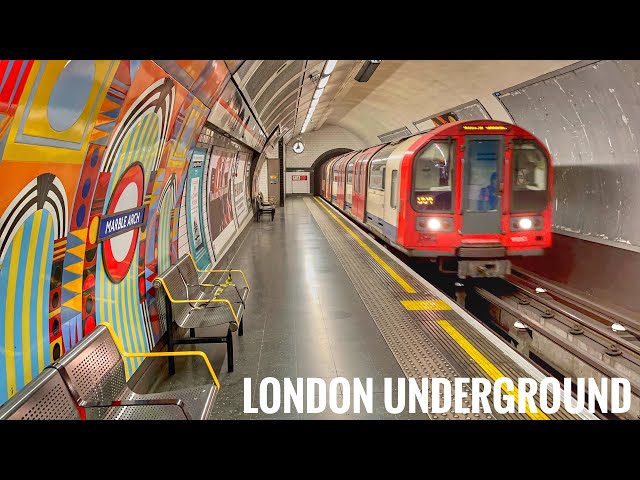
(511, 141), (549, 213)
(390, 170), (398, 208)
(412, 140), (455, 212)
(370, 159), (386, 190)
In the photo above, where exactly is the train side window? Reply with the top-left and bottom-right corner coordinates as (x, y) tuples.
(369, 159), (386, 191)
(411, 140), (455, 212)
(347, 157), (355, 185)
(390, 170), (398, 208)
(511, 141), (549, 213)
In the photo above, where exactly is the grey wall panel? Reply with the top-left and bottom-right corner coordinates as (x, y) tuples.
(455, 102), (491, 121)
(497, 60), (640, 249)
(413, 99), (491, 132)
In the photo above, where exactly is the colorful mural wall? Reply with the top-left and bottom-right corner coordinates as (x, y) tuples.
(0, 59), (263, 404)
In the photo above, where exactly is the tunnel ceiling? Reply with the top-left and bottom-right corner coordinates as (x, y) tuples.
(230, 60), (359, 145)
(231, 60), (580, 149)
(229, 60), (359, 146)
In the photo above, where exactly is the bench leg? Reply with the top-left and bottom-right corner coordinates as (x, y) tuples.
(239, 317), (244, 337)
(190, 328), (195, 338)
(226, 327), (234, 373)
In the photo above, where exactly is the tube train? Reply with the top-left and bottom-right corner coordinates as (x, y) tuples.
(320, 119), (553, 278)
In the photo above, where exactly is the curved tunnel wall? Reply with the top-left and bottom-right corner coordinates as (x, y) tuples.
(0, 60), (263, 404)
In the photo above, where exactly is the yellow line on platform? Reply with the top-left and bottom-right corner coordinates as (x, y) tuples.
(313, 197), (415, 293)
(437, 320), (549, 420)
(401, 299), (452, 310)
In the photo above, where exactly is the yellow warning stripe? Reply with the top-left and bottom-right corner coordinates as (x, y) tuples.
(437, 320), (549, 420)
(313, 197), (415, 293)
(401, 300), (451, 310)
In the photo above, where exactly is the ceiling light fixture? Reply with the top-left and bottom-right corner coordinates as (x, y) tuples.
(355, 60), (382, 82)
(301, 60), (337, 134)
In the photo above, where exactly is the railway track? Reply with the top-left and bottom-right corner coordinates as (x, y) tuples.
(465, 268), (640, 419)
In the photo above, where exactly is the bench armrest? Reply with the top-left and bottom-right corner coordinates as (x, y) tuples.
(155, 278), (241, 330)
(79, 398), (191, 420)
(186, 255), (250, 290)
(185, 282), (221, 288)
(100, 322), (220, 390)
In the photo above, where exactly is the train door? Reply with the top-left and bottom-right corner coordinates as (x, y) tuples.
(352, 155), (365, 221)
(345, 155), (357, 213)
(461, 135), (503, 234)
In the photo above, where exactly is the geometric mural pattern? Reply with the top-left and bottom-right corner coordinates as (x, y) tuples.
(0, 58), (261, 404)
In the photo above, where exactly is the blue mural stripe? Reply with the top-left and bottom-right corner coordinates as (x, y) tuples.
(107, 119), (137, 197)
(133, 114), (153, 164)
(93, 135), (109, 146)
(129, 60), (141, 81)
(102, 109), (120, 119)
(62, 252), (82, 266)
(124, 267), (136, 372)
(65, 232), (85, 249)
(131, 256), (144, 353)
(0, 249), (8, 401)
(8, 61), (30, 109)
(13, 218), (32, 391)
(61, 271), (81, 286)
(97, 121), (115, 133)
(138, 116), (158, 188)
(29, 216), (45, 381)
(62, 322), (71, 352)
(0, 60), (14, 92)
(124, 115), (149, 183)
(60, 305), (77, 325)
(37, 213), (53, 373)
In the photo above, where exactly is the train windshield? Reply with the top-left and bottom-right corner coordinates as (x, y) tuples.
(412, 140), (455, 212)
(511, 141), (548, 213)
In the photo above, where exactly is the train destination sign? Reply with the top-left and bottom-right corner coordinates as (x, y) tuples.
(461, 125), (509, 131)
(98, 206), (147, 242)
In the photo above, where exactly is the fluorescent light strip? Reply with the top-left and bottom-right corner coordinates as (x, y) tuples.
(300, 60), (336, 134)
(323, 60), (337, 75)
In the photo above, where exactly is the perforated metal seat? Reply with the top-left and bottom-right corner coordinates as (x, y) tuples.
(0, 367), (80, 420)
(52, 324), (218, 420)
(155, 255), (250, 373)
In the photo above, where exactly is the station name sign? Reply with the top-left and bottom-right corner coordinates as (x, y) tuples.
(98, 206), (147, 242)
(461, 125), (509, 131)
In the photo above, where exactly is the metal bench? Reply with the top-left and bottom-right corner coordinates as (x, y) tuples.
(255, 192), (275, 221)
(0, 367), (81, 420)
(155, 254), (250, 374)
(0, 322), (220, 420)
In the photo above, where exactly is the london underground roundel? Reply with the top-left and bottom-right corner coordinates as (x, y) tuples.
(102, 163), (145, 283)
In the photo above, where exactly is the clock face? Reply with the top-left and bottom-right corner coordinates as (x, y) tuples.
(293, 141), (305, 154)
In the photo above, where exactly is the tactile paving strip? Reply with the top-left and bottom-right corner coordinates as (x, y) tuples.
(305, 198), (492, 420)
(307, 198), (586, 420)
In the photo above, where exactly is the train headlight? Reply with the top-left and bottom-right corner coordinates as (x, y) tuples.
(428, 218), (441, 230)
(416, 217), (453, 232)
(510, 216), (543, 231)
(519, 218), (532, 230)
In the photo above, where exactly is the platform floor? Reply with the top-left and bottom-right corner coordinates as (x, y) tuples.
(142, 196), (592, 420)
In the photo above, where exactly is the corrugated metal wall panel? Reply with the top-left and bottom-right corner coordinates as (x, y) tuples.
(497, 60), (640, 249)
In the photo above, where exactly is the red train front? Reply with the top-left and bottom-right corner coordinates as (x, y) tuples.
(320, 119), (553, 278)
